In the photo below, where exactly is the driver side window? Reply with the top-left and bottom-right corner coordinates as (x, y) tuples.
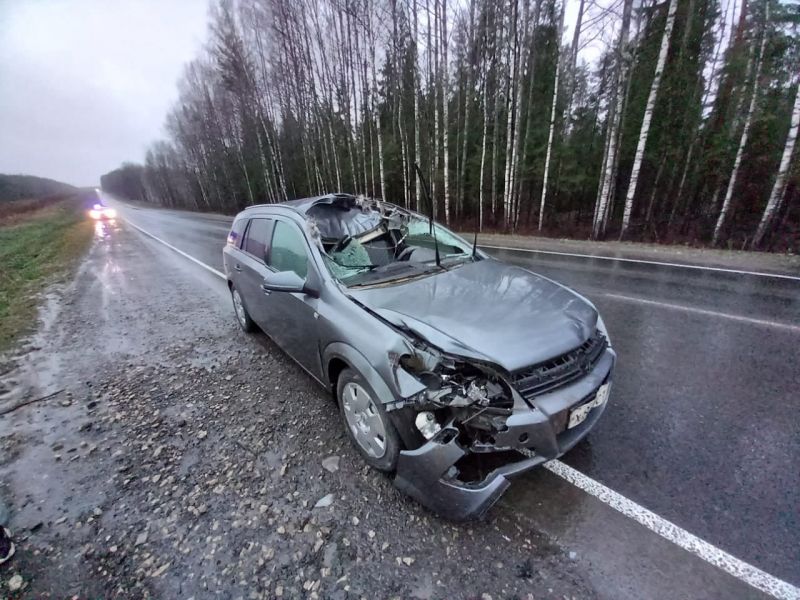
(269, 221), (309, 278)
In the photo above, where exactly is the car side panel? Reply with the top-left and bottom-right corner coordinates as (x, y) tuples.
(261, 286), (324, 379)
(238, 252), (272, 326)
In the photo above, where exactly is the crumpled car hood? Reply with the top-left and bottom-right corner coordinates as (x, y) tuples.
(349, 259), (598, 372)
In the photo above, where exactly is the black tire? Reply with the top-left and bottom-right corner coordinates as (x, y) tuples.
(230, 285), (257, 333)
(336, 368), (401, 472)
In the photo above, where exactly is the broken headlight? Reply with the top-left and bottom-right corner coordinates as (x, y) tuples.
(596, 314), (611, 347)
(399, 353), (511, 410)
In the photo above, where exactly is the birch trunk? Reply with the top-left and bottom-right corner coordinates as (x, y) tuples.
(413, 0), (422, 211)
(563, 0), (585, 132)
(502, 0), (519, 228)
(592, 0), (632, 239)
(489, 2), (503, 220)
(509, 0), (530, 228)
(712, 2), (769, 246)
(491, 55), (502, 217)
(478, 2), (496, 232)
(459, 0), (476, 222)
(391, 0), (409, 207)
(431, 0), (439, 216)
(619, 0), (679, 239)
(669, 0), (732, 226)
(538, 0), (566, 231)
(479, 76), (490, 231)
(441, 0), (451, 224)
(515, 0), (543, 227)
(753, 82), (799, 246)
(369, 2), (386, 200)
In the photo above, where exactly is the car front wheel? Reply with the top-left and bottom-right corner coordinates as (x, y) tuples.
(337, 368), (401, 472)
(231, 285), (256, 332)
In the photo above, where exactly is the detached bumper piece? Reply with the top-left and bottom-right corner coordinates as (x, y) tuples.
(394, 427), (547, 520)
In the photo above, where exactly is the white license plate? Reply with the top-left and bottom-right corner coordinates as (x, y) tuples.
(568, 384), (610, 429)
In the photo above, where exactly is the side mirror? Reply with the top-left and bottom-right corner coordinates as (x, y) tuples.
(262, 271), (319, 298)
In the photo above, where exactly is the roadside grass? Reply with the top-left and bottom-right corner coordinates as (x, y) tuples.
(0, 197), (93, 352)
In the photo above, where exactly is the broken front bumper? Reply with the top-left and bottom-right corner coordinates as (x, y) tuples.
(394, 348), (615, 520)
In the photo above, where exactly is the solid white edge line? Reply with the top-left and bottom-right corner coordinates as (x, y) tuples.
(480, 244), (800, 282)
(123, 217), (800, 600)
(125, 220), (226, 280)
(602, 292), (800, 333)
(545, 460), (800, 600)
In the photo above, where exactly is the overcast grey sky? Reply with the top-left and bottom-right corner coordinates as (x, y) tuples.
(0, 0), (209, 186)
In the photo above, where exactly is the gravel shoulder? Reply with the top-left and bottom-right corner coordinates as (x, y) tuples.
(0, 220), (595, 599)
(470, 233), (800, 276)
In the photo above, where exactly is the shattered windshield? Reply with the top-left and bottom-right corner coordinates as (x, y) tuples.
(311, 199), (475, 286)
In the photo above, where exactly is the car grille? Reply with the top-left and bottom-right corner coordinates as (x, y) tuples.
(511, 332), (607, 402)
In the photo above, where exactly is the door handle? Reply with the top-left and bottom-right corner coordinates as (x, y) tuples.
(234, 264), (242, 272)
(260, 284), (271, 295)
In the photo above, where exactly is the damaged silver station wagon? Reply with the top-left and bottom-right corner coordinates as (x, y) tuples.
(223, 193), (615, 519)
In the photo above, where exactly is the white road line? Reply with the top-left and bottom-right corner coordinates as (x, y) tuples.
(545, 461), (800, 600)
(124, 217), (800, 600)
(480, 244), (800, 282)
(603, 292), (800, 333)
(125, 220), (226, 280)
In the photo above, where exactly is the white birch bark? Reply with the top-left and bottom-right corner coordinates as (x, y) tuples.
(431, 0), (440, 216)
(669, 0), (732, 226)
(713, 2), (769, 246)
(413, 0), (422, 212)
(491, 57), (502, 217)
(478, 2), (495, 232)
(592, 0), (632, 239)
(620, 0), (679, 238)
(502, 1), (519, 228)
(538, 0), (566, 231)
(369, 1), (386, 200)
(459, 0), (476, 222)
(514, 0), (542, 227)
(479, 77), (490, 231)
(441, 0), (451, 224)
(753, 81), (800, 246)
(563, 0), (585, 134)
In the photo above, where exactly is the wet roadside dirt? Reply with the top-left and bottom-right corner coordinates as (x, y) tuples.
(0, 220), (594, 599)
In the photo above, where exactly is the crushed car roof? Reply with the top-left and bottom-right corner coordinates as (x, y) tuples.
(248, 194), (384, 241)
(245, 193), (359, 217)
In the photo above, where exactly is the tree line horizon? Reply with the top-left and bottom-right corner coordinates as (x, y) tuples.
(100, 0), (800, 251)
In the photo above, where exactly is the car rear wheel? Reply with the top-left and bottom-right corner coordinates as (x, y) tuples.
(231, 286), (256, 332)
(337, 368), (400, 472)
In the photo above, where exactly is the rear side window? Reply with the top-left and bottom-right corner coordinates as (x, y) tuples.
(269, 221), (308, 278)
(227, 218), (248, 248)
(242, 218), (272, 261)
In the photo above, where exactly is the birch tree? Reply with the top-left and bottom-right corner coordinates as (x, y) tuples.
(619, 0), (680, 239)
(593, 0), (633, 239)
(98, 0), (799, 253)
(713, 1), (769, 246)
(441, 0), (451, 224)
(753, 80), (800, 247)
(538, 0), (566, 231)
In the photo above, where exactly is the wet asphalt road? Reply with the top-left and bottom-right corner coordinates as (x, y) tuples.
(107, 199), (800, 594)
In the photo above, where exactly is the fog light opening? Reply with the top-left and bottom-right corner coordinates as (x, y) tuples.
(415, 411), (441, 440)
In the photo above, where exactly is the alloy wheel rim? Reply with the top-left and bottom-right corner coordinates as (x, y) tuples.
(232, 290), (247, 327)
(341, 382), (387, 459)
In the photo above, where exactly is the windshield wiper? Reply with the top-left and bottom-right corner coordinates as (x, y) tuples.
(345, 261), (429, 286)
